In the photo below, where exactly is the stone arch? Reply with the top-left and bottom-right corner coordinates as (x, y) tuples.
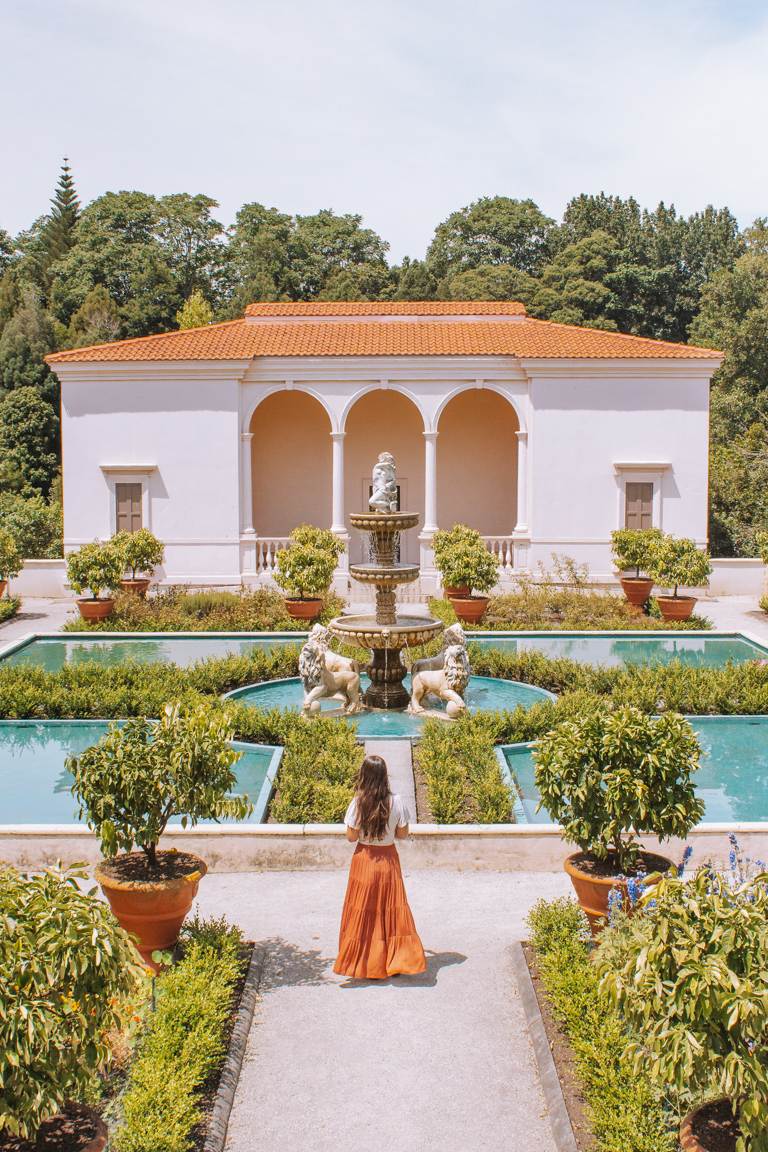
(250, 391), (332, 535)
(242, 385), (337, 434)
(437, 389), (519, 536)
(344, 390), (425, 563)
(432, 383), (526, 434)
(339, 383), (427, 435)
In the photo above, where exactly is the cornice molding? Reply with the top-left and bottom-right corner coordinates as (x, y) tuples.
(51, 360), (250, 384)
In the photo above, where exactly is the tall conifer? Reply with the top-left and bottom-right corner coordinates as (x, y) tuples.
(43, 158), (80, 263)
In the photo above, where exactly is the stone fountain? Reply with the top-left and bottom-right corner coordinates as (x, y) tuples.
(328, 452), (444, 709)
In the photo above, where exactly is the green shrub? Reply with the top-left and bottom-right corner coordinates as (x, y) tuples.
(0, 864), (142, 1142)
(648, 535), (712, 598)
(69, 702), (252, 867)
(115, 919), (246, 1152)
(429, 588), (710, 631)
(432, 524), (498, 595)
(269, 716), (363, 822)
(0, 527), (22, 580)
(597, 862), (768, 1151)
(66, 540), (124, 600)
(527, 898), (676, 1151)
(113, 529), (164, 580)
(416, 713), (511, 823)
(0, 491), (62, 558)
(533, 703), (704, 871)
(0, 595), (19, 622)
(610, 528), (663, 577)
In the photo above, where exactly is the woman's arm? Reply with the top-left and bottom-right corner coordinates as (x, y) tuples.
(346, 826), (359, 842)
(395, 823), (409, 839)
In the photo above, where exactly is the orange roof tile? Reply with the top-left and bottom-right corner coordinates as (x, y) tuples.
(244, 300), (528, 316)
(46, 307), (722, 365)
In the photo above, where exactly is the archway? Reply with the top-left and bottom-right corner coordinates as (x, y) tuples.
(344, 391), (425, 563)
(250, 391), (332, 536)
(437, 390), (518, 535)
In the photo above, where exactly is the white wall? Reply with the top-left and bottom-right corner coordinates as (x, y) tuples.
(527, 372), (711, 576)
(61, 369), (243, 582)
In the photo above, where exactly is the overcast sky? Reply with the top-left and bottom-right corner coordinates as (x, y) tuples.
(2, 0), (767, 261)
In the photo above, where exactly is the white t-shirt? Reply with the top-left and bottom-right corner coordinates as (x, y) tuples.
(344, 793), (410, 846)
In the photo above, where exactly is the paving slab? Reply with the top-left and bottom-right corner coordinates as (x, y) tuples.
(363, 737), (416, 820)
(0, 597), (77, 643)
(192, 869), (570, 1152)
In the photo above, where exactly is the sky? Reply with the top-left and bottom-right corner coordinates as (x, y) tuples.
(2, 0), (768, 262)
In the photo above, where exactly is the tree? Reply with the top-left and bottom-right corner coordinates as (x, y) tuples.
(155, 193), (227, 302)
(439, 263), (537, 303)
(0, 387), (59, 498)
(41, 158), (80, 267)
(291, 209), (389, 298)
(0, 491), (62, 558)
(65, 284), (122, 347)
(0, 286), (57, 404)
(392, 258), (437, 300)
(530, 230), (621, 329)
(316, 261), (394, 301)
(176, 289), (213, 329)
(426, 197), (555, 279)
(0, 229), (15, 276)
(227, 202), (295, 304)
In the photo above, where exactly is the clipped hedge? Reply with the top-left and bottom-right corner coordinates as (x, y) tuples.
(269, 716), (363, 823)
(0, 596), (20, 624)
(527, 899), (677, 1152)
(416, 714), (511, 823)
(429, 592), (711, 632)
(115, 917), (247, 1152)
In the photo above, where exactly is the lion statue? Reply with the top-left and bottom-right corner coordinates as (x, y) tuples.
(298, 639), (363, 716)
(408, 643), (471, 719)
(410, 623), (466, 680)
(306, 624), (360, 676)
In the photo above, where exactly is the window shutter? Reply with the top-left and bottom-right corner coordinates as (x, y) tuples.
(116, 484), (143, 533)
(625, 482), (653, 530)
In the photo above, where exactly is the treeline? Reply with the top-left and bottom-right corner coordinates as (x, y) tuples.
(1, 162), (767, 556)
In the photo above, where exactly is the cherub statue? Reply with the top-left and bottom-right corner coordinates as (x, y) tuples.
(408, 644), (471, 719)
(298, 638), (363, 716)
(369, 451), (398, 512)
(410, 623), (467, 680)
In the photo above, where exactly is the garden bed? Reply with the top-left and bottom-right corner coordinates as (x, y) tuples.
(430, 591), (711, 632)
(0, 597), (20, 625)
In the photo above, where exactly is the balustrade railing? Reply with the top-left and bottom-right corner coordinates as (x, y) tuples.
(254, 537), (290, 575)
(482, 535), (516, 574)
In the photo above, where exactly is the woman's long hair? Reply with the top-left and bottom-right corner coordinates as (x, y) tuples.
(355, 755), (391, 840)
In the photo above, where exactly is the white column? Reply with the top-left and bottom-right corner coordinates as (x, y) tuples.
(331, 432), (346, 534)
(240, 432), (255, 534)
(423, 431), (438, 533)
(514, 430), (528, 534)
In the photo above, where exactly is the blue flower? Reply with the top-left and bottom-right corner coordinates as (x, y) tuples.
(678, 845), (694, 876)
(607, 888), (623, 921)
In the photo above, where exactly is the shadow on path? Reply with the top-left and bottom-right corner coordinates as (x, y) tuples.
(259, 937), (332, 991)
(338, 950), (467, 989)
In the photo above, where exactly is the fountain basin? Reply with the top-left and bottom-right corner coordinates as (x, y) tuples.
(349, 511), (420, 533)
(329, 614), (444, 650)
(348, 563), (420, 588)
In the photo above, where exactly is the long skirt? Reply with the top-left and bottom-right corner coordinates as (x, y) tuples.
(333, 844), (427, 979)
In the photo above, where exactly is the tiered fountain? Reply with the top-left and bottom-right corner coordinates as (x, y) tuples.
(328, 452), (444, 709)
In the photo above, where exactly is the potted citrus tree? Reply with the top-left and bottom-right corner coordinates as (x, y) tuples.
(113, 527), (164, 597)
(274, 524), (342, 621)
(432, 524), (498, 623)
(598, 860), (768, 1152)
(533, 703), (703, 932)
(648, 535), (712, 622)
(68, 702), (251, 968)
(0, 526), (22, 599)
(610, 527), (662, 607)
(66, 540), (124, 621)
(1, 863), (141, 1150)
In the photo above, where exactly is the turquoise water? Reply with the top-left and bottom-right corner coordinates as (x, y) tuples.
(226, 675), (555, 738)
(2, 631), (766, 671)
(504, 715), (768, 824)
(0, 721), (276, 824)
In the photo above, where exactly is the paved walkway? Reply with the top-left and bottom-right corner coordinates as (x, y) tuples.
(0, 597), (76, 644)
(193, 869), (570, 1152)
(699, 595), (768, 643)
(364, 738), (416, 817)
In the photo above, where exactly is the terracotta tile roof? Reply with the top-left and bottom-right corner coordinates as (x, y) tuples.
(46, 307), (722, 364)
(244, 300), (528, 316)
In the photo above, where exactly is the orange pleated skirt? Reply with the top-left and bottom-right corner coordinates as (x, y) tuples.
(334, 844), (427, 979)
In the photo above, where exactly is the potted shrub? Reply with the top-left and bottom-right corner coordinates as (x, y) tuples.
(66, 540), (124, 621)
(0, 525), (22, 599)
(68, 702), (251, 968)
(113, 527), (164, 596)
(597, 856), (768, 1152)
(648, 535), (712, 622)
(533, 703), (704, 931)
(610, 527), (662, 607)
(432, 524), (498, 622)
(0, 862), (141, 1149)
(274, 523), (342, 621)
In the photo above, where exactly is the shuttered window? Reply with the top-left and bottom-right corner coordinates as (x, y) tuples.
(115, 483), (143, 533)
(625, 482), (653, 530)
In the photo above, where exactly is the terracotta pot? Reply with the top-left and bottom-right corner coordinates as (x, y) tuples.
(119, 577), (151, 598)
(77, 598), (115, 622)
(284, 597), (323, 621)
(36, 1104), (108, 1152)
(657, 594), (697, 622)
(564, 851), (673, 935)
(95, 851), (207, 970)
(450, 595), (489, 624)
(0, 578), (6, 599)
(619, 576), (654, 607)
(680, 1098), (739, 1152)
(443, 584), (470, 599)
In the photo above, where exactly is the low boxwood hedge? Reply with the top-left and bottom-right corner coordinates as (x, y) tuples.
(416, 714), (511, 823)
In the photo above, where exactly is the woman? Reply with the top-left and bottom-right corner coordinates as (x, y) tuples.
(334, 754), (426, 980)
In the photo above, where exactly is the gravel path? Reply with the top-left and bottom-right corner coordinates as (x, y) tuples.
(192, 869), (570, 1152)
